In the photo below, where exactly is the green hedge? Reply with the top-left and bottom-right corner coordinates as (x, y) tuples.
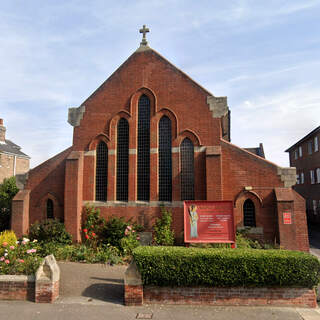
(133, 246), (320, 288)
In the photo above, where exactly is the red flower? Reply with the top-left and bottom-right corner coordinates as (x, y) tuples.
(92, 232), (96, 237)
(85, 234), (89, 239)
(83, 229), (88, 233)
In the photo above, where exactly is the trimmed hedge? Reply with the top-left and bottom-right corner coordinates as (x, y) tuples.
(133, 246), (320, 288)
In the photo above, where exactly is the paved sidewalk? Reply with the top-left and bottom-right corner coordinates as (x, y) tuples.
(0, 300), (319, 320)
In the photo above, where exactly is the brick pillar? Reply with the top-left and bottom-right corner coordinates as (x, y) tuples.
(11, 190), (30, 238)
(124, 260), (143, 306)
(205, 146), (222, 200)
(82, 151), (95, 201)
(35, 255), (60, 303)
(275, 188), (309, 252)
(64, 151), (83, 242)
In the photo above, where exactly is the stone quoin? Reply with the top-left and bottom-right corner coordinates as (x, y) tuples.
(12, 26), (309, 251)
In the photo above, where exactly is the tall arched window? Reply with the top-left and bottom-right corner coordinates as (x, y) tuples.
(180, 138), (194, 200)
(159, 116), (172, 201)
(243, 199), (256, 227)
(137, 94), (150, 201)
(96, 141), (108, 201)
(117, 118), (129, 201)
(46, 199), (54, 219)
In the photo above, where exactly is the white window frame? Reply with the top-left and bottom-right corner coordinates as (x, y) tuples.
(298, 146), (302, 157)
(308, 141), (312, 154)
(316, 168), (320, 184)
(310, 170), (315, 184)
(296, 174), (300, 184)
(301, 172), (304, 184)
(313, 200), (317, 215)
(315, 136), (319, 152)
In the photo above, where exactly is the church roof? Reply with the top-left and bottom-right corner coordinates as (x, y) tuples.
(0, 139), (30, 159)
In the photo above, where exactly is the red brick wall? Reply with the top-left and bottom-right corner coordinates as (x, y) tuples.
(142, 286), (317, 308)
(0, 277), (34, 301)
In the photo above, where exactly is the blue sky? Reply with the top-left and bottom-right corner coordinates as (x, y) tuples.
(1, 0), (320, 168)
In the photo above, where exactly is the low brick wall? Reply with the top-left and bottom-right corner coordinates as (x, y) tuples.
(0, 255), (60, 303)
(0, 275), (35, 301)
(124, 261), (318, 308)
(143, 286), (317, 308)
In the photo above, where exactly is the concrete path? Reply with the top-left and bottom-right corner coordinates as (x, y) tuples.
(0, 301), (319, 320)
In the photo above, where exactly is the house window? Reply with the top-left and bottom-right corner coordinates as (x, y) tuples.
(296, 174), (300, 184)
(116, 118), (129, 201)
(243, 199), (256, 227)
(46, 199), (54, 219)
(313, 200), (317, 215)
(294, 149), (298, 160)
(316, 168), (320, 184)
(159, 116), (172, 201)
(299, 146), (302, 157)
(180, 138), (195, 200)
(137, 95), (150, 201)
(315, 136), (319, 152)
(301, 172), (304, 184)
(310, 170), (315, 184)
(96, 141), (108, 201)
(308, 141), (312, 154)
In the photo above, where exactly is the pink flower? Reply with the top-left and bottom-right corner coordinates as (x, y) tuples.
(0, 257), (4, 261)
(27, 248), (37, 254)
(18, 259), (24, 263)
(124, 229), (129, 236)
(2, 242), (7, 247)
(4, 260), (9, 264)
(137, 236), (140, 240)
(9, 246), (15, 250)
(127, 226), (132, 230)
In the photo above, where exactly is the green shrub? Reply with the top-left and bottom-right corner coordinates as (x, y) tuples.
(120, 226), (140, 256)
(153, 206), (174, 246)
(133, 246), (320, 288)
(0, 177), (19, 232)
(101, 216), (128, 248)
(82, 205), (106, 247)
(0, 230), (18, 255)
(29, 219), (72, 244)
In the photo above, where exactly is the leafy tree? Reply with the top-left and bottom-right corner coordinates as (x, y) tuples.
(0, 177), (19, 231)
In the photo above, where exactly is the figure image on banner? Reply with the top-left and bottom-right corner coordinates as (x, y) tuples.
(188, 205), (198, 238)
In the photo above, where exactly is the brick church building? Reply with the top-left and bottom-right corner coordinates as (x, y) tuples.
(12, 26), (309, 251)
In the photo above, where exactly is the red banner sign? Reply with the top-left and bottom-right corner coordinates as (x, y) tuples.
(283, 212), (292, 225)
(184, 201), (235, 243)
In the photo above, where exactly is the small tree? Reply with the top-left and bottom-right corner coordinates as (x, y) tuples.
(0, 177), (19, 231)
(153, 206), (175, 246)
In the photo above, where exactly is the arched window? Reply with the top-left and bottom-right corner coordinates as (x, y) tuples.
(180, 138), (194, 200)
(96, 141), (108, 201)
(117, 118), (129, 201)
(137, 95), (150, 201)
(243, 199), (256, 227)
(46, 199), (54, 219)
(159, 116), (172, 201)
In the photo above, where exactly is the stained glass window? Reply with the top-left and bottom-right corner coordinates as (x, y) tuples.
(117, 118), (129, 201)
(46, 199), (54, 219)
(137, 95), (150, 201)
(243, 199), (256, 227)
(159, 116), (172, 201)
(180, 138), (194, 200)
(96, 141), (108, 201)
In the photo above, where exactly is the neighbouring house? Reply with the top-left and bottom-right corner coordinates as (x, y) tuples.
(11, 26), (309, 251)
(286, 126), (320, 225)
(0, 118), (30, 184)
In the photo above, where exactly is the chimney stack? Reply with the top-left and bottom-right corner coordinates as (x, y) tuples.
(0, 119), (6, 142)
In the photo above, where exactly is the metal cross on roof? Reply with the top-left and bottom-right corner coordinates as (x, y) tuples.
(139, 25), (150, 46)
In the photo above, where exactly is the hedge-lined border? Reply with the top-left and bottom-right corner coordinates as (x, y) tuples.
(133, 247), (320, 288)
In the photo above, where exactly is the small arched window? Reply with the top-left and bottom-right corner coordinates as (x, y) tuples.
(243, 199), (256, 227)
(180, 138), (195, 200)
(46, 199), (54, 219)
(159, 116), (172, 201)
(117, 118), (129, 201)
(137, 94), (150, 201)
(96, 141), (108, 201)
